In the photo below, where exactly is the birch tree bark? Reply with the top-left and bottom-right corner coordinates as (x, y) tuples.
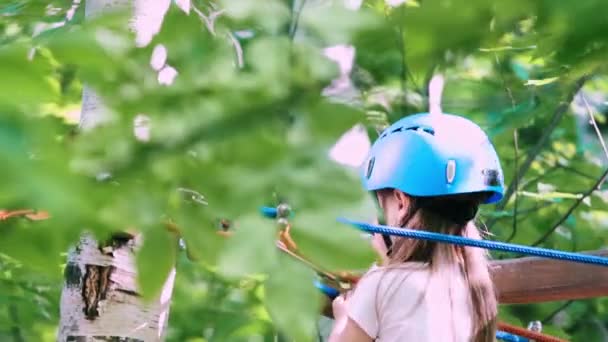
(57, 1), (177, 341)
(58, 234), (176, 341)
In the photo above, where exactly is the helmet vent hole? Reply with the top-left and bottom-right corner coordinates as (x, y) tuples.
(482, 169), (501, 186)
(405, 126), (435, 136)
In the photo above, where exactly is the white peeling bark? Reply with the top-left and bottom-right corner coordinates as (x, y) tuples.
(58, 1), (176, 341)
(78, 0), (131, 131)
(58, 235), (176, 341)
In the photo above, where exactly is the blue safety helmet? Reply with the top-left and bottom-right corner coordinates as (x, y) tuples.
(362, 113), (504, 204)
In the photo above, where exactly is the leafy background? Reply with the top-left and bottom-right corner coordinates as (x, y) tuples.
(2, 0), (608, 341)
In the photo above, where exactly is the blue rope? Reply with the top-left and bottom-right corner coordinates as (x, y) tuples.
(260, 206), (295, 219)
(314, 280), (340, 299)
(261, 206), (279, 218)
(496, 331), (529, 342)
(337, 218), (608, 267)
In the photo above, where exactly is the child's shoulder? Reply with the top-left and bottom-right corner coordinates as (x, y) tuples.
(358, 262), (430, 290)
(366, 261), (430, 275)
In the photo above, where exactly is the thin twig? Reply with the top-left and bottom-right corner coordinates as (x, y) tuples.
(556, 161), (598, 180)
(192, 5), (244, 69)
(520, 165), (560, 190)
(490, 202), (556, 223)
(176, 187), (208, 205)
(275, 240), (338, 282)
(490, 74), (591, 227)
(541, 301), (573, 324)
(509, 204), (559, 231)
(494, 52), (516, 109)
(192, 5), (225, 34)
(394, 5), (408, 102)
(192, 4), (243, 69)
(532, 167), (608, 246)
(227, 32), (244, 68)
(515, 202), (556, 216)
(479, 45), (537, 52)
(289, 0), (307, 40)
(389, 5), (421, 102)
(520, 163), (597, 191)
(581, 93), (608, 187)
(507, 130), (519, 242)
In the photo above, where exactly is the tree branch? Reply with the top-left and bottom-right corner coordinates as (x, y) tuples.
(532, 166), (608, 246)
(497, 74), (591, 211)
(289, 0), (307, 40)
(494, 52), (516, 109)
(397, 20), (407, 103)
(519, 164), (597, 192)
(489, 202), (555, 226)
(389, 4), (422, 104)
(520, 165), (559, 190)
(489, 74), (592, 229)
(582, 93), (608, 187)
(558, 163), (597, 181)
(507, 129), (519, 242)
(541, 301), (573, 324)
(515, 202), (556, 216)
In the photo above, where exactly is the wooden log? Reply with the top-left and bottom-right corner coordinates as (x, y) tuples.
(492, 249), (608, 304)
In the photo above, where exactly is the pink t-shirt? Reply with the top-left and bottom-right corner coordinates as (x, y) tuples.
(347, 263), (474, 341)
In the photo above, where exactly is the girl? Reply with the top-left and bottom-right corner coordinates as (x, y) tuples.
(329, 112), (504, 342)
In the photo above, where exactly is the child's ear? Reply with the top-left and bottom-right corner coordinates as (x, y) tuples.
(394, 190), (409, 211)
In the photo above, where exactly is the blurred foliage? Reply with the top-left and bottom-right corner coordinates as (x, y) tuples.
(1, 0), (608, 341)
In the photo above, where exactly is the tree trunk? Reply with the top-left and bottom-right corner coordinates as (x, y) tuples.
(58, 234), (176, 341)
(58, 1), (176, 341)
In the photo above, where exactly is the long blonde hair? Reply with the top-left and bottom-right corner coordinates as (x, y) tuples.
(378, 189), (497, 342)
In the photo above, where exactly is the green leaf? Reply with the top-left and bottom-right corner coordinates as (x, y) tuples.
(5, 0), (608, 339)
(0, 219), (71, 279)
(40, 10), (133, 81)
(219, 0), (290, 34)
(290, 200), (377, 271)
(300, 3), (383, 45)
(173, 211), (227, 266)
(217, 214), (278, 278)
(0, 44), (58, 107)
(136, 226), (177, 301)
(304, 100), (367, 143)
(264, 256), (321, 342)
